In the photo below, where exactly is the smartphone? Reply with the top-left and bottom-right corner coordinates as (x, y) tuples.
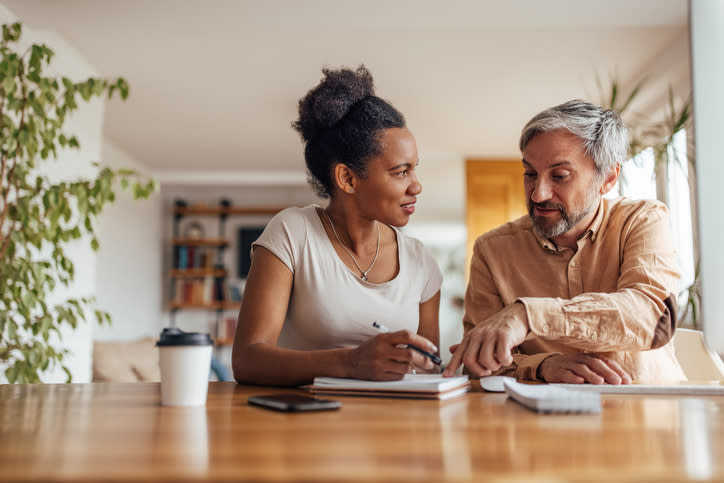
(247, 394), (342, 412)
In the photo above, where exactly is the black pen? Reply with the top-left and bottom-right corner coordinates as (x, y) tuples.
(372, 321), (442, 366)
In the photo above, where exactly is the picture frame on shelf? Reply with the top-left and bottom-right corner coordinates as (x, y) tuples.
(237, 226), (266, 278)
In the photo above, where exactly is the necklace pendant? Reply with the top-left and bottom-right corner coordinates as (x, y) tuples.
(324, 208), (380, 284)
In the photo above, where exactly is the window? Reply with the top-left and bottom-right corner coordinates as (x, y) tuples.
(614, 130), (695, 311)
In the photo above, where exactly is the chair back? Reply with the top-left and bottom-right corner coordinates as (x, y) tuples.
(673, 328), (724, 381)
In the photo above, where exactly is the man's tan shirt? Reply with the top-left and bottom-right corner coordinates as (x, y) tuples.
(464, 197), (686, 383)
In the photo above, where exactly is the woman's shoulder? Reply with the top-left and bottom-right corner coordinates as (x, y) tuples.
(267, 204), (321, 229)
(253, 204), (321, 269)
(395, 228), (436, 262)
(394, 228), (442, 295)
(256, 204), (321, 248)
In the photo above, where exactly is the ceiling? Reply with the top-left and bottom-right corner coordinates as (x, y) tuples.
(1, 0), (690, 222)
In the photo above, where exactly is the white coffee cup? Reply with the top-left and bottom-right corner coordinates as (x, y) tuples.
(157, 328), (214, 406)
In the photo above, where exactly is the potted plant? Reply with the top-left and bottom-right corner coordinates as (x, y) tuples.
(599, 76), (698, 328)
(0, 22), (156, 382)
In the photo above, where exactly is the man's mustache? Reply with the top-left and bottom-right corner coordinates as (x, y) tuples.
(529, 201), (565, 213)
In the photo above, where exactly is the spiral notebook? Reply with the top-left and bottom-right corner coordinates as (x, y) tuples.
(503, 379), (602, 413)
(308, 374), (471, 400)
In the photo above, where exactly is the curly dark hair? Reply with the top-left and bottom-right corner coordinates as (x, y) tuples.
(292, 65), (406, 198)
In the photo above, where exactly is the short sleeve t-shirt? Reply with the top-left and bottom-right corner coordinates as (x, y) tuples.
(252, 205), (443, 350)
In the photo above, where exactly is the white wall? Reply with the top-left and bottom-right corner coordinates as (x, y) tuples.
(691, 0), (724, 353)
(95, 139), (163, 342)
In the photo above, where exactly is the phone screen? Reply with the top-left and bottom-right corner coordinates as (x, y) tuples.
(247, 394), (342, 412)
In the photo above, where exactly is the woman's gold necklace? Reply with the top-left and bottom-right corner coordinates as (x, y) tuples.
(324, 209), (380, 282)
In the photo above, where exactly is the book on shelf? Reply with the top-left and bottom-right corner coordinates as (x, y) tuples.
(177, 246), (188, 269)
(308, 374), (470, 400)
(200, 250), (214, 269)
(202, 276), (214, 303)
(187, 246), (195, 269)
(226, 283), (242, 302)
(217, 315), (237, 341)
(213, 277), (224, 302)
(174, 245), (215, 270)
(173, 277), (226, 305)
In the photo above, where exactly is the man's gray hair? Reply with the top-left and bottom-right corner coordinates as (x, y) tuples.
(519, 100), (629, 175)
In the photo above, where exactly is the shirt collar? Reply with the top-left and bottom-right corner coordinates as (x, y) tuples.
(586, 197), (605, 242)
(532, 223), (558, 252)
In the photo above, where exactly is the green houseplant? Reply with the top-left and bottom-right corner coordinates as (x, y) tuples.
(0, 22), (156, 383)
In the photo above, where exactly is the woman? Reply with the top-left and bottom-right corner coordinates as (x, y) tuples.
(232, 65), (442, 386)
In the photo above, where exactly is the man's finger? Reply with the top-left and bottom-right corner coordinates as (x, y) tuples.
(571, 361), (605, 385)
(461, 339), (491, 377)
(477, 332), (500, 372)
(602, 358), (632, 384)
(443, 339), (466, 377)
(495, 335), (515, 367)
(583, 356), (621, 384)
(560, 369), (585, 384)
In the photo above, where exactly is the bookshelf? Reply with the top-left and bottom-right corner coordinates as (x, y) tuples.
(168, 198), (287, 346)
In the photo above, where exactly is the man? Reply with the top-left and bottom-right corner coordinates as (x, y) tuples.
(443, 100), (685, 384)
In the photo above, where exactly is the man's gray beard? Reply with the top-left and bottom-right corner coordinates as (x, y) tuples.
(531, 210), (570, 239)
(530, 190), (600, 240)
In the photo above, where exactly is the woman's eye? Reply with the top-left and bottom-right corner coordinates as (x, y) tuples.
(523, 172), (536, 179)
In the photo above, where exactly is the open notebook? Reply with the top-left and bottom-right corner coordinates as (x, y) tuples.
(480, 376), (724, 396)
(551, 382), (724, 395)
(308, 374), (471, 400)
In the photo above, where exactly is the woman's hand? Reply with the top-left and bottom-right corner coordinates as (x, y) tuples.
(346, 330), (438, 380)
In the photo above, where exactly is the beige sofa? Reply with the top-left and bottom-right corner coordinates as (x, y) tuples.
(92, 337), (161, 382)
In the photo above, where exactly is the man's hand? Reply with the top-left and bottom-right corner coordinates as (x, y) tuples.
(443, 303), (529, 377)
(538, 353), (632, 384)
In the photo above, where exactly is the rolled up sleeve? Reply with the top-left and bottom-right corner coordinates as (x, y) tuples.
(519, 203), (680, 352)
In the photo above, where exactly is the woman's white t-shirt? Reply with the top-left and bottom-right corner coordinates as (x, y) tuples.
(252, 204), (443, 350)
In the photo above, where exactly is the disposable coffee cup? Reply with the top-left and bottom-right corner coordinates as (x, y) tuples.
(156, 328), (214, 406)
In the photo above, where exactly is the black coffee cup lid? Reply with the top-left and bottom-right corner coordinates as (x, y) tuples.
(156, 327), (213, 346)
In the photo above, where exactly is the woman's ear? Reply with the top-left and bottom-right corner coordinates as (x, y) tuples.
(332, 163), (357, 195)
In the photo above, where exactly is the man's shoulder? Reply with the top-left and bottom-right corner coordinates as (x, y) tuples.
(604, 197), (668, 224)
(475, 215), (533, 246)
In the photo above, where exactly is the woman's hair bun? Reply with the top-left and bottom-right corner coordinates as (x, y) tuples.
(293, 65), (375, 143)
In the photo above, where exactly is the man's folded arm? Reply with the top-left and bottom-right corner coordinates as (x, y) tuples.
(519, 206), (680, 353)
(490, 353), (558, 381)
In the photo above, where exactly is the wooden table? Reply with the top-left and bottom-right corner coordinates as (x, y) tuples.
(1, 381), (723, 482)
